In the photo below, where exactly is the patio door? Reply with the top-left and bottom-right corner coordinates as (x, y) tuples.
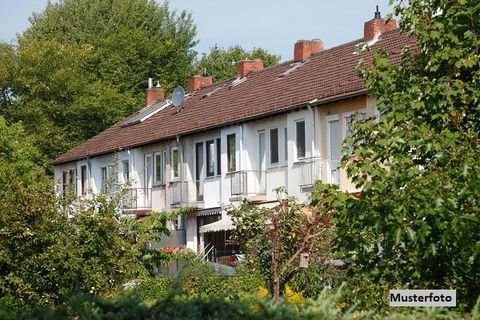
(257, 131), (266, 188)
(327, 114), (341, 184)
(144, 154), (153, 207)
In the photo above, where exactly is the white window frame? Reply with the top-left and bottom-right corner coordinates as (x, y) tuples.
(257, 130), (266, 171)
(122, 160), (130, 183)
(343, 108), (367, 139)
(269, 127), (279, 165)
(206, 140), (215, 177)
(326, 114), (340, 184)
(100, 166), (107, 193)
(295, 119), (306, 160)
(171, 147), (180, 180)
(153, 151), (165, 185)
(80, 164), (88, 195)
(226, 133), (236, 172)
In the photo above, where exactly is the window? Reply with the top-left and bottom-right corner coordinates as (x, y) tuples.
(270, 128), (279, 164)
(108, 164), (117, 183)
(122, 160), (129, 182)
(327, 114), (341, 184)
(171, 148), (179, 179)
(295, 120), (306, 159)
(206, 140), (215, 177)
(81, 165), (87, 195)
(227, 134), (236, 172)
(284, 127), (288, 161)
(195, 142), (204, 201)
(216, 138), (221, 175)
(100, 167), (107, 193)
(62, 168), (76, 194)
(154, 152), (165, 184)
(258, 131), (266, 170)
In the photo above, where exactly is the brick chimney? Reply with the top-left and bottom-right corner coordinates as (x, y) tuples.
(188, 75), (213, 92)
(294, 39), (324, 62)
(145, 78), (164, 106)
(364, 6), (397, 41)
(237, 59), (263, 77)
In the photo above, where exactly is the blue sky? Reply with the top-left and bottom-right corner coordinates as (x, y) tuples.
(1, 0), (392, 61)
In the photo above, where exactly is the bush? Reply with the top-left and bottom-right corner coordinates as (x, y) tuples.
(15, 289), (480, 320)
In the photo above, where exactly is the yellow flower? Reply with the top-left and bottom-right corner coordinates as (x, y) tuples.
(257, 286), (269, 299)
(284, 284), (305, 306)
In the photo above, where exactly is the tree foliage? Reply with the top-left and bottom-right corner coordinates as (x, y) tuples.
(0, 0), (197, 162)
(334, 0), (480, 308)
(229, 186), (346, 302)
(193, 45), (280, 82)
(0, 117), (176, 309)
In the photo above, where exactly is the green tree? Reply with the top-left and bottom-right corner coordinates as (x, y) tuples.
(229, 185), (345, 303)
(1, 0), (197, 162)
(193, 45), (280, 82)
(0, 117), (174, 309)
(334, 0), (480, 308)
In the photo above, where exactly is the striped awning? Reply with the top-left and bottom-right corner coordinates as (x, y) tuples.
(196, 207), (222, 217)
(199, 216), (234, 233)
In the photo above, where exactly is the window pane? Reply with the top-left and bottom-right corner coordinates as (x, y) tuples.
(296, 121), (305, 158)
(101, 167), (107, 192)
(258, 131), (265, 170)
(270, 128), (279, 164)
(284, 127), (288, 161)
(206, 140), (215, 177)
(155, 153), (163, 183)
(227, 134), (236, 172)
(122, 160), (129, 182)
(329, 119), (341, 160)
(196, 142), (204, 180)
(216, 138), (221, 175)
(81, 165), (87, 195)
(172, 149), (179, 178)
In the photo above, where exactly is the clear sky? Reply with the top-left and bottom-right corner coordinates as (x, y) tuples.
(0, 0), (392, 61)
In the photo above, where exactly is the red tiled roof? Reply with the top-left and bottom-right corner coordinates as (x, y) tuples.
(54, 29), (415, 164)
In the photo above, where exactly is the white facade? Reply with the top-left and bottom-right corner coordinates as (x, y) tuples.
(54, 95), (376, 254)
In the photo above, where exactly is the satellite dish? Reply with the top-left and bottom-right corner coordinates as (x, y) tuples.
(171, 86), (185, 108)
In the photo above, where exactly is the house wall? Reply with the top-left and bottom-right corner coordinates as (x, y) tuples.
(318, 95), (370, 192)
(54, 95), (377, 254)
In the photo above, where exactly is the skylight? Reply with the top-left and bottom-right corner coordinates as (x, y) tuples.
(121, 100), (171, 127)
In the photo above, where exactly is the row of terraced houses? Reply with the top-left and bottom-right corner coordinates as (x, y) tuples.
(53, 11), (414, 262)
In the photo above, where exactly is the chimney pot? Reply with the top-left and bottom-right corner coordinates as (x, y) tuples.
(236, 59), (264, 77)
(188, 75), (213, 92)
(294, 39), (324, 62)
(364, 7), (397, 41)
(145, 79), (164, 106)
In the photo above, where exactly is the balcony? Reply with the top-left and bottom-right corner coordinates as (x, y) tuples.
(298, 158), (340, 191)
(170, 180), (189, 206)
(230, 170), (266, 201)
(122, 188), (152, 213)
(298, 157), (323, 191)
(327, 160), (340, 185)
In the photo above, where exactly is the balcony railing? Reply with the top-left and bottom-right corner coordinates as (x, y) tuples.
(327, 160), (340, 185)
(299, 157), (323, 187)
(122, 188), (152, 210)
(170, 180), (189, 206)
(230, 170), (266, 197)
(195, 179), (204, 202)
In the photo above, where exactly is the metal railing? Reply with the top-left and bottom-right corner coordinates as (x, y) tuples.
(299, 157), (323, 187)
(230, 170), (266, 197)
(122, 188), (152, 210)
(327, 160), (341, 185)
(170, 180), (189, 205)
(195, 179), (204, 202)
